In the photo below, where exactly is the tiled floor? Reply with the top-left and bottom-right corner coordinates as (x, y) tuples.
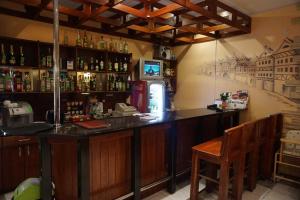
(144, 180), (300, 200)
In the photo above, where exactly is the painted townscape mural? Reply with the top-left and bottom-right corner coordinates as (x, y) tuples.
(199, 36), (300, 132)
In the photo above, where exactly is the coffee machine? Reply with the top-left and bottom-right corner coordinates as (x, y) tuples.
(2, 100), (34, 128)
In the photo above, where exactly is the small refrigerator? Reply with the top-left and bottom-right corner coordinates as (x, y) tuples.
(131, 80), (165, 113)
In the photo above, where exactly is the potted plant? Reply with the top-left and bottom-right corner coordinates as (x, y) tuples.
(220, 92), (230, 109)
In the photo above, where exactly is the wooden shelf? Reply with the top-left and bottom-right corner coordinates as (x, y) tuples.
(1, 91), (131, 95)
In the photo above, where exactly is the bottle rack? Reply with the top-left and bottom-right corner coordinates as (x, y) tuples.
(0, 36), (133, 94)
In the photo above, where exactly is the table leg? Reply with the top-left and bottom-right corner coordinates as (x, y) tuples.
(167, 122), (177, 194)
(40, 137), (52, 200)
(132, 128), (141, 200)
(78, 138), (90, 200)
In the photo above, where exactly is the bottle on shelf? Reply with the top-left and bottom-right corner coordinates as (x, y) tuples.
(124, 41), (128, 53)
(108, 58), (112, 71)
(77, 75), (83, 92)
(89, 35), (94, 49)
(119, 57), (123, 72)
(109, 38), (114, 51)
(84, 58), (89, 71)
(90, 57), (94, 71)
(70, 75), (75, 92)
(127, 75), (131, 91)
(95, 59), (99, 71)
(24, 72), (31, 92)
(14, 71), (23, 92)
(46, 72), (51, 92)
(1, 43), (6, 65)
(8, 45), (16, 65)
(19, 46), (25, 66)
(80, 57), (84, 70)
(76, 31), (82, 47)
(114, 57), (119, 72)
(90, 75), (97, 91)
(83, 31), (88, 48)
(40, 72), (46, 92)
(98, 36), (105, 50)
(46, 48), (52, 68)
(0, 70), (5, 92)
(4, 70), (13, 92)
(119, 37), (123, 53)
(123, 57), (128, 72)
(100, 55), (104, 71)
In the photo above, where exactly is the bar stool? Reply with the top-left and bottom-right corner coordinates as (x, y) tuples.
(190, 125), (244, 200)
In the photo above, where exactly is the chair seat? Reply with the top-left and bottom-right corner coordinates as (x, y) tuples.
(192, 137), (223, 163)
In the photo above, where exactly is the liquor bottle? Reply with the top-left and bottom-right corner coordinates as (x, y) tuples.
(89, 35), (94, 49)
(90, 75), (97, 91)
(41, 54), (46, 67)
(98, 36), (105, 50)
(83, 31), (88, 48)
(100, 55), (104, 71)
(78, 75), (82, 92)
(126, 75), (131, 91)
(4, 70), (12, 92)
(109, 38), (114, 51)
(40, 72), (46, 92)
(19, 46), (25, 66)
(90, 57), (94, 71)
(0, 70), (4, 92)
(46, 72), (51, 92)
(114, 57), (119, 72)
(124, 41), (128, 53)
(106, 75), (110, 91)
(123, 57), (128, 72)
(108, 58), (112, 71)
(84, 58), (88, 71)
(76, 31), (82, 46)
(119, 57), (123, 72)
(46, 48), (52, 68)
(1, 43), (6, 65)
(80, 57), (84, 70)
(95, 59), (99, 71)
(119, 37), (123, 53)
(110, 75), (115, 91)
(24, 72), (31, 92)
(8, 45), (16, 65)
(14, 71), (23, 92)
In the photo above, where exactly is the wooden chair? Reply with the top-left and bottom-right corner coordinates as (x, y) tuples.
(258, 114), (283, 179)
(190, 125), (244, 200)
(241, 120), (259, 191)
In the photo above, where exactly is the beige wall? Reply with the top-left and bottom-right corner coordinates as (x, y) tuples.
(174, 4), (300, 124)
(0, 14), (153, 65)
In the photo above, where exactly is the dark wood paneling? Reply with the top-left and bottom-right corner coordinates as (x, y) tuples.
(89, 131), (132, 200)
(25, 143), (40, 178)
(0, 138), (3, 193)
(140, 124), (171, 187)
(176, 118), (200, 173)
(1, 145), (25, 192)
(50, 139), (78, 200)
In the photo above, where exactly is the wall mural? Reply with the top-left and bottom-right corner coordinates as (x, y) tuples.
(199, 36), (300, 133)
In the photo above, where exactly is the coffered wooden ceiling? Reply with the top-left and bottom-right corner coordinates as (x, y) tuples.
(0, 0), (251, 46)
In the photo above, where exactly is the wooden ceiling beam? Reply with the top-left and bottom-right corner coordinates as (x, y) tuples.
(150, 3), (182, 18)
(113, 4), (146, 18)
(154, 25), (175, 33)
(47, 2), (87, 18)
(79, 4), (110, 25)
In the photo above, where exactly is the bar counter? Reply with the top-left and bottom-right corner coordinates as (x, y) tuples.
(0, 108), (240, 200)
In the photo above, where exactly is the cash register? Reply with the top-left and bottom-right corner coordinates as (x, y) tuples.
(113, 103), (139, 117)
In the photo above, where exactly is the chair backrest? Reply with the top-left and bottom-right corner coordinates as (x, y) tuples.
(221, 124), (244, 161)
(256, 117), (269, 143)
(242, 120), (258, 152)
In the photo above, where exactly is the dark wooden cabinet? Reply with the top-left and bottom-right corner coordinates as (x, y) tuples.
(89, 130), (132, 200)
(50, 138), (78, 200)
(140, 124), (170, 186)
(0, 136), (40, 193)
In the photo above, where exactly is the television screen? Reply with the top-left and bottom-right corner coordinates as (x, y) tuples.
(144, 61), (161, 77)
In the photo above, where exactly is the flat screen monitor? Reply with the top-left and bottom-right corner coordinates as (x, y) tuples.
(139, 58), (163, 80)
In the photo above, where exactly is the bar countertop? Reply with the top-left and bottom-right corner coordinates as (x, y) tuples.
(1, 108), (239, 138)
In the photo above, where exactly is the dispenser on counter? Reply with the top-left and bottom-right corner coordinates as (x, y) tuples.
(2, 100), (33, 128)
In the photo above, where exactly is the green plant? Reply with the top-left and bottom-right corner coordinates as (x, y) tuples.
(220, 92), (230, 101)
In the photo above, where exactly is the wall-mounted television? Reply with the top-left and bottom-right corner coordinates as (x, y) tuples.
(139, 58), (163, 80)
